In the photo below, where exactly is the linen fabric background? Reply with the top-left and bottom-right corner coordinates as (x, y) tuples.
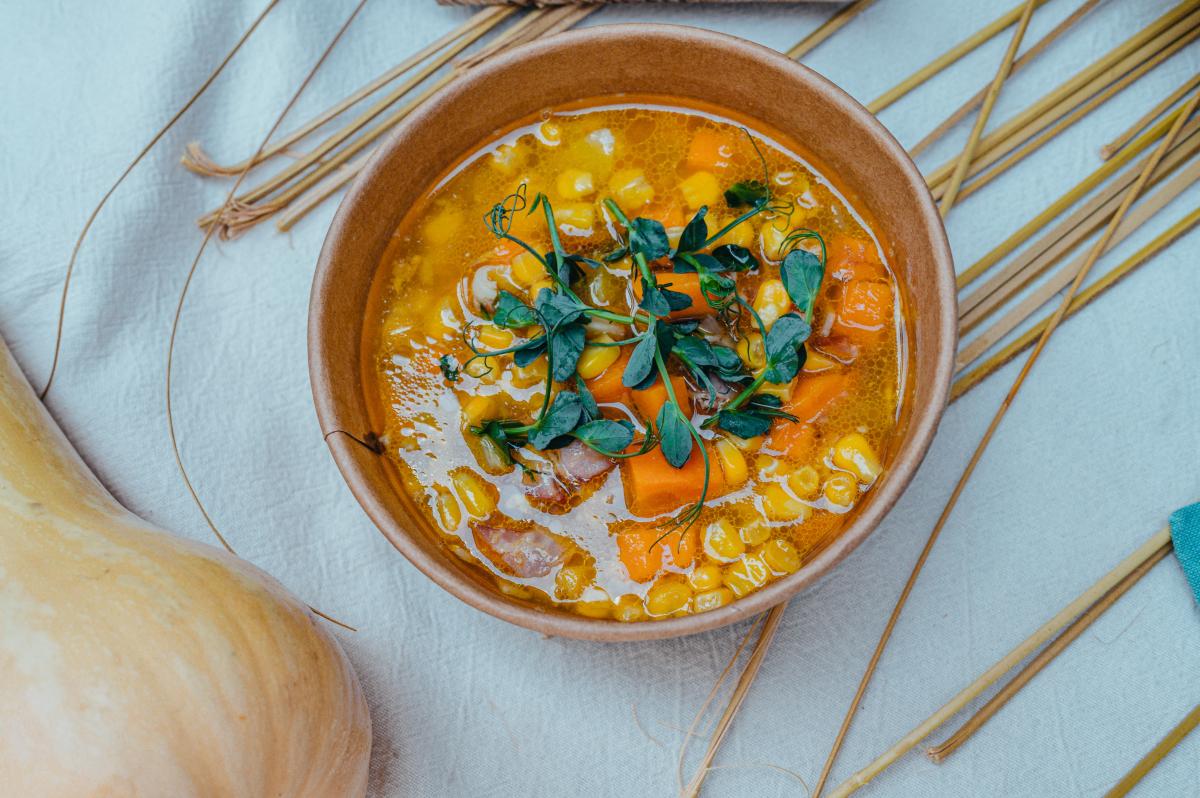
(2, 1), (1198, 796)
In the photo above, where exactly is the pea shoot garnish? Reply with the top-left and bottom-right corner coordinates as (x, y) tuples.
(438, 131), (827, 537)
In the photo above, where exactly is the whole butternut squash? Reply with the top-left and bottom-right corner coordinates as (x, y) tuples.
(0, 334), (371, 797)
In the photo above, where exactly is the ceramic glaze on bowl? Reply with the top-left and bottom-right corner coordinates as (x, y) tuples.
(310, 25), (956, 641)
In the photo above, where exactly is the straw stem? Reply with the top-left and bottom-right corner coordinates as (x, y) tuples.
(938, 0), (1037, 216)
(908, 0), (1100, 156)
(1104, 704), (1200, 798)
(1102, 71), (1200, 160)
(824, 527), (1173, 798)
(786, 0), (877, 60)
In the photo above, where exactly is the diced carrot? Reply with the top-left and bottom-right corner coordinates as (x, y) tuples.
(645, 202), (688, 229)
(827, 234), (886, 282)
(833, 280), (893, 339)
(586, 348), (632, 405)
(616, 524), (699, 582)
(781, 372), (852, 424)
(686, 128), (735, 173)
(621, 443), (727, 518)
(768, 422), (816, 460)
(632, 372), (690, 423)
(633, 272), (712, 320)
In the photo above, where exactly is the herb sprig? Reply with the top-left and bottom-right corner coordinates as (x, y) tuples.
(438, 128), (827, 535)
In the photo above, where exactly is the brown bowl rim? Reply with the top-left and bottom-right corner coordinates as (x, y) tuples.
(310, 23), (956, 642)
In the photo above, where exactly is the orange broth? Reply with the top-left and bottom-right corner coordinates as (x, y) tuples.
(365, 97), (908, 621)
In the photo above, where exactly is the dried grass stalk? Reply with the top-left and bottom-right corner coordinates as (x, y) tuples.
(786, 0), (877, 60)
(951, 203), (1200, 400)
(931, 21), (1200, 202)
(824, 528), (1174, 797)
(815, 87), (1200, 798)
(1104, 704), (1200, 798)
(938, 0), (1038, 216)
(868, 0), (1054, 115)
(908, 0), (1100, 157)
(957, 128), (1200, 333)
(1102, 71), (1200, 159)
(181, 7), (512, 177)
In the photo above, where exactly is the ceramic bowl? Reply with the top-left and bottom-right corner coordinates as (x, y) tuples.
(310, 24), (956, 641)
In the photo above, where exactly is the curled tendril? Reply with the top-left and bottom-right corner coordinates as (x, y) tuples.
(779, 228), (828, 264)
(484, 182), (530, 239)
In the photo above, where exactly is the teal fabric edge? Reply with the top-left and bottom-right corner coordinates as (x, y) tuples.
(1169, 502), (1200, 606)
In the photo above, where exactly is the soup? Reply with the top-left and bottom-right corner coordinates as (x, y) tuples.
(366, 98), (908, 621)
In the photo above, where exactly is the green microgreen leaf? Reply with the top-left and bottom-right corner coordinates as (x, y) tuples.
(711, 244), (759, 272)
(676, 206), (709, 254)
(572, 419), (635, 454)
(549, 323), (587, 381)
(512, 336), (547, 367)
(762, 313), (812, 384)
(724, 180), (769, 208)
(492, 290), (537, 329)
(780, 243), (826, 319)
(529, 391), (583, 449)
(576, 375), (600, 422)
(655, 402), (694, 468)
(715, 409), (773, 439)
(629, 217), (671, 261)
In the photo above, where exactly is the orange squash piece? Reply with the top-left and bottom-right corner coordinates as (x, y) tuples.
(633, 272), (712, 320)
(768, 422), (816, 460)
(686, 128), (735, 173)
(621, 443), (726, 518)
(631, 372), (690, 423)
(833, 280), (893, 339)
(616, 525), (699, 582)
(781, 372), (851, 424)
(585, 348), (632, 405)
(827, 234), (886, 282)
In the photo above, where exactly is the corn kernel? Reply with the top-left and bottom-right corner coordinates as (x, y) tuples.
(753, 278), (792, 330)
(694, 588), (734, 613)
(704, 519), (746, 562)
(723, 554), (770, 597)
(646, 581), (693, 616)
(679, 171), (722, 209)
(556, 202), (595, 234)
(833, 433), (882, 483)
(803, 350), (838, 373)
(755, 454), (787, 480)
(511, 252), (545, 287)
(555, 564), (592, 600)
(511, 357), (547, 388)
(714, 437), (749, 486)
(736, 333), (765, 370)
(755, 378), (794, 402)
(761, 538), (802, 574)
(433, 486), (462, 532)
(451, 470), (496, 518)
(689, 564), (724, 592)
(538, 120), (563, 146)
(786, 465), (820, 498)
(614, 596), (646, 623)
(761, 482), (811, 522)
(740, 521), (771, 546)
(576, 336), (621, 380)
(422, 208), (462, 246)
(529, 277), (555, 299)
(460, 394), (497, 426)
(556, 168), (595, 200)
(824, 472), (859, 507)
(476, 324), (514, 350)
(610, 168), (655, 208)
(760, 218), (790, 261)
(496, 580), (536, 600)
(490, 143), (519, 174)
(730, 434), (763, 452)
(575, 599), (613, 619)
(711, 216), (755, 249)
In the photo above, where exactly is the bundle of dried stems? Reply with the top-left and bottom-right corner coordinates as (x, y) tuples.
(683, 8), (1200, 791)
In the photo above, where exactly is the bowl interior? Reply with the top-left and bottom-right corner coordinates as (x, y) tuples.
(310, 24), (956, 642)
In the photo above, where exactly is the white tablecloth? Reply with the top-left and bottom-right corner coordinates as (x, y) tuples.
(4, 1), (1198, 795)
